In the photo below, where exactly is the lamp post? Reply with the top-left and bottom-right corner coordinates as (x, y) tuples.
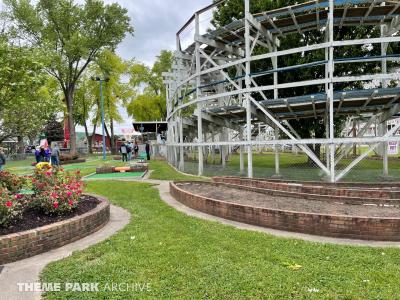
(91, 76), (109, 160)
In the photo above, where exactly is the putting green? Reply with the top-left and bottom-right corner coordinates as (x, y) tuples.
(84, 171), (145, 180)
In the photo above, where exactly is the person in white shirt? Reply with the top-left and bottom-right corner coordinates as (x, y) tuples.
(120, 142), (128, 162)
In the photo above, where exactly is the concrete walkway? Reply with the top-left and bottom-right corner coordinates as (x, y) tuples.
(149, 180), (400, 248)
(0, 205), (131, 300)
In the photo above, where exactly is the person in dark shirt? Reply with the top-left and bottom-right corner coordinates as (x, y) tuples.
(39, 147), (46, 162)
(34, 147), (41, 163)
(145, 141), (151, 161)
(0, 147), (6, 171)
(133, 141), (139, 159)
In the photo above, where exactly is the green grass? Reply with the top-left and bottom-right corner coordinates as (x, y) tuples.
(41, 181), (400, 299)
(4, 156), (202, 182)
(148, 160), (205, 181)
(6, 152), (400, 182)
(84, 171), (145, 180)
(183, 152), (400, 181)
(4, 157), (131, 177)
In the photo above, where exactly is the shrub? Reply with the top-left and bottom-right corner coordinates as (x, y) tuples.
(0, 171), (26, 193)
(0, 188), (23, 227)
(31, 168), (83, 215)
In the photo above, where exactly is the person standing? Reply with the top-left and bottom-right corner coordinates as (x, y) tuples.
(51, 144), (61, 167)
(0, 148), (6, 171)
(127, 140), (133, 161)
(39, 147), (46, 162)
(133, 141), (139, 159)
(34, 146), (41, 164)
(44, 147), (51, 162)
(120, 142), (128, 162)
(145, 140), (151, 161)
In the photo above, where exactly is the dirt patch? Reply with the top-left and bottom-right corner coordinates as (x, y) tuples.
(177, 182), (400, 218)
(0, 195), (99, 236)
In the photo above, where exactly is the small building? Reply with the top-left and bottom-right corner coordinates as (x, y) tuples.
(132, 121), (167, 142)
(75, 132), (123, 153)
(132, 121), (168, 157)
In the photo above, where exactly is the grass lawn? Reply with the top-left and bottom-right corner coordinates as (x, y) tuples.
(183, 152), (400, 181)
(4, 156), (133, 177)
(4, 156), (204, 181)
(41, 180), (400, 299)
(5, 152), (400, 181)
(148, 160), (205, 181)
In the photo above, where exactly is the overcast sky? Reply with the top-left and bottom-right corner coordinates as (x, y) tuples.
(110, 0), (211, 65)
(83, 0), (211, 134)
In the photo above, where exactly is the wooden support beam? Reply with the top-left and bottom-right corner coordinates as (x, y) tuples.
(246, 13), (280, 48)
(195, 34), (244, 57)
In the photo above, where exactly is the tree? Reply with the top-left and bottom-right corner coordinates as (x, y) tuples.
(74, 50), (132, 153)
(43, 115), (64, 145)
(74, 75), (97, 153)
(5, 0), (133, 153)
(96, 50), (132, 153)
(127, 50), (173, 121)
(0, 37), (62, 148)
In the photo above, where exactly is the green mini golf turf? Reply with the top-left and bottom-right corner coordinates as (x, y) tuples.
(18, 189), (34, 195)
(84, 171), (145, 180)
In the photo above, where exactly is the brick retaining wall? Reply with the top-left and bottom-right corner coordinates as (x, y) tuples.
(0, 195), (110, 265)
(211, 178), (400, 206)
(170, 182), (400, 241)
(213, 176), (400, 200)
(216, 176), (400, 188)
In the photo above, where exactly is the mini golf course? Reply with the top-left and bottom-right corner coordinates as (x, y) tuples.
(84, 171), (146, 180)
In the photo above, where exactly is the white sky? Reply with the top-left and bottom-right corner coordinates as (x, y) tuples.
(76, 0), (212, 134)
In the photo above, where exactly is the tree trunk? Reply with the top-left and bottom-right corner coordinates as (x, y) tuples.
(104, 123), (111, 153)
(106, 98), (116, 154)
(110, 118), (116, 154)
(28, 134), (36, 146)
(83, 122), (92, 154)
(89, 124), (97, 154)
(66, 87), (77, 154)
(17, 136), (24, 154)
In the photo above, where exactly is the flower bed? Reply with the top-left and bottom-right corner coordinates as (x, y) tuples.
(0, 195), (109, 264)
(0, 166), (85, 226)
(0, 167), (110, 264)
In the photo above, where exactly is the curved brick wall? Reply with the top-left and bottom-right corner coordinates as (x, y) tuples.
(170, 182), (400, 241)
(0, 195), (110, 265)
(212, 176), (400, 204)
(217, 176), (400, 188)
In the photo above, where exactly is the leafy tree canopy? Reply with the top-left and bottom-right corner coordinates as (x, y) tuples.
(0, 37), (62, 143)
(5, 0), (133, 152)
(127, 50), (173, 121)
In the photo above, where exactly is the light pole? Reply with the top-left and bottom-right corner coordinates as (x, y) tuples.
(91, 76), (109, 160)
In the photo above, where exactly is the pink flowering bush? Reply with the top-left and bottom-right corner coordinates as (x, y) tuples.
(0, 188), (23, 226)
(31, 167), (83, 215)
(0, 171), (26, 194)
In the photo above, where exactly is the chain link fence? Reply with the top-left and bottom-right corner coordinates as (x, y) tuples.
(171, 140), (400, 182)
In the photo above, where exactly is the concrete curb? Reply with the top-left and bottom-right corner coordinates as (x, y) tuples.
(0, 205), (131, 300)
